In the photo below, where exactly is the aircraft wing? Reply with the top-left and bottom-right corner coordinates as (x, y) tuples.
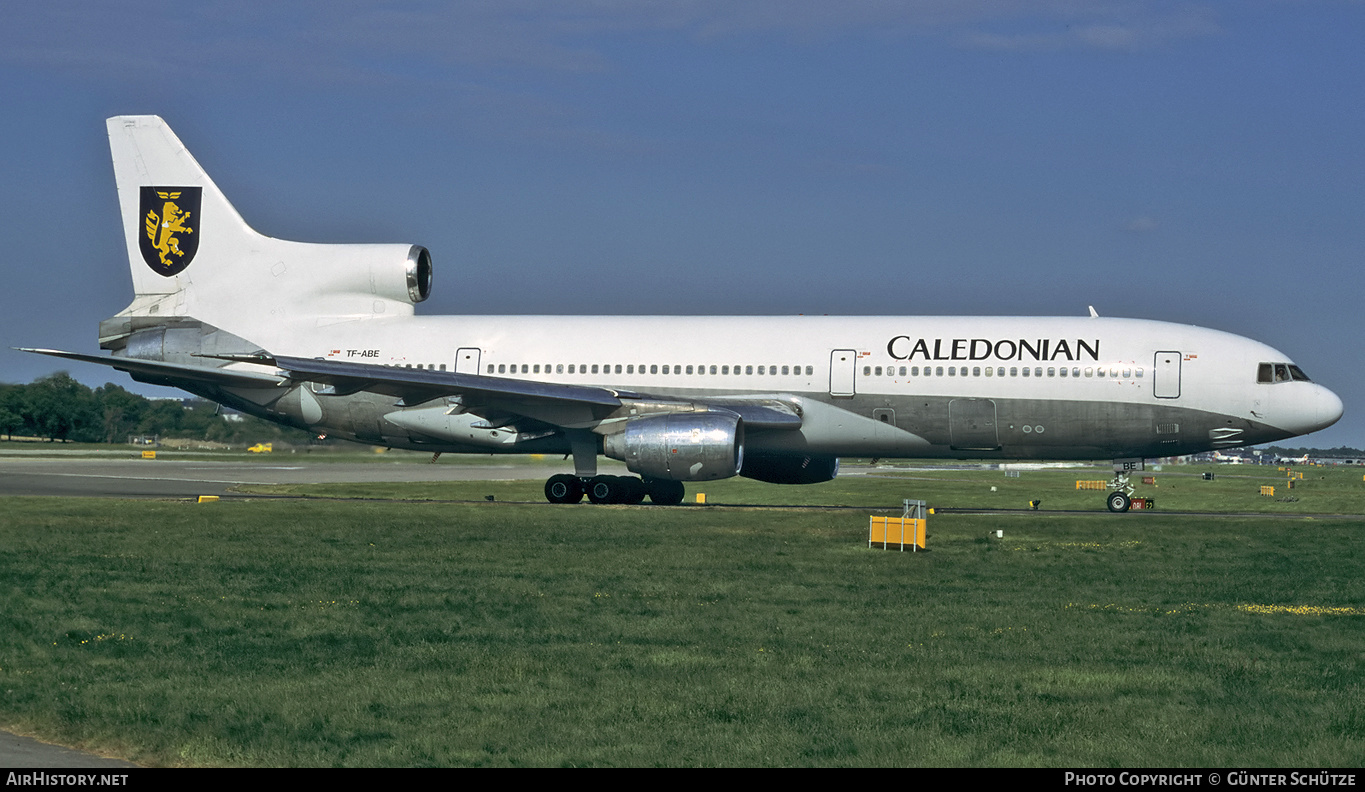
(20, 347), (803, 432)
(262, 354), (804, 431)
(17, 348), (287, 389)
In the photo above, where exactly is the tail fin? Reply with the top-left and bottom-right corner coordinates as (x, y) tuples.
(108, 115), (260, 309)
(104, 116), (430, 345)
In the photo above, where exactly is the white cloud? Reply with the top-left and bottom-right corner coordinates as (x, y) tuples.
(1123, 215), (1159, 233)
(0, 1), (1226, 87)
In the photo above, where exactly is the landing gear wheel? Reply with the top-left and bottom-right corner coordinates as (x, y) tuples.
(645, 478), (686, 506)
(545, 474), (584, 504)
(1106, 491), (1131, 513)
(587, 475), (621, 504)
(619, 477), (647, 505)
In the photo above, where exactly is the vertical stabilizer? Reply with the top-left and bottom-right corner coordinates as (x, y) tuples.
(104, 116), (426, 349)
(108, 115), (259, 309)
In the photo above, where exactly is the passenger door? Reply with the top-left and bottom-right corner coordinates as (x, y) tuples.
(1154, 351), (1181, 399)
(829, 349), (856, 398)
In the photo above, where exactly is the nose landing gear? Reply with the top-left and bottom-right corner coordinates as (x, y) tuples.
(1105, 458), (1143, 513)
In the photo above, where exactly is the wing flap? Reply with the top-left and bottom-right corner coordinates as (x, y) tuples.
(270, 355), (626, 409)
(190, 354), (804, 432)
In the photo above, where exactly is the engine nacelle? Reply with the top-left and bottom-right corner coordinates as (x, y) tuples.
(360, 244), (431, 304)
(603, 413), (743, 482)
(292, 242), (431, 307)
(740, 454), (839, 485)
(403, 245), (433, 303)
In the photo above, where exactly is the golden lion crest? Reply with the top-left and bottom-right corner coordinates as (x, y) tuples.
(138, 186), (201, 276)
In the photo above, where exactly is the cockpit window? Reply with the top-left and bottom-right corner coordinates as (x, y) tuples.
(1258, 362), (1313, 384)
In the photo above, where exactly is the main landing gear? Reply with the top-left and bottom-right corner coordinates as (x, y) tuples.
(544, 429), (688, 505)
(543, 474), (685, 505)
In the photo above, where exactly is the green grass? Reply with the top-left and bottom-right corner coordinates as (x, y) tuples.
(238, 462), (1365, 515)
(2, 475), (1364, 766)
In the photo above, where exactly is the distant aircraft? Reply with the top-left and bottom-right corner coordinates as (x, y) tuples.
(23, 116), (1344, 511)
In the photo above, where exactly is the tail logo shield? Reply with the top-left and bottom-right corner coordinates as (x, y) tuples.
(139, 186), (201, 276)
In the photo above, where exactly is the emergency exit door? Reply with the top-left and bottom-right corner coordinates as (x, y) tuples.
(455, 348), (481, 375)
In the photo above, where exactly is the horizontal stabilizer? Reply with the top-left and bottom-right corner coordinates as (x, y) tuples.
(17, 348), (287, 389)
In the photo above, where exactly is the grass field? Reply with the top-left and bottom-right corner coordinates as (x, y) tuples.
(238, 459), (1365, 515)
(2, 466), (1363, 766)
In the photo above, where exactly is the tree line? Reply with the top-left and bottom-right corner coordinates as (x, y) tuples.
(0, 372), (315, 445)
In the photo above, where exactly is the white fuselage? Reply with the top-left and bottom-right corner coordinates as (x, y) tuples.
(224, 312), (1339, 460)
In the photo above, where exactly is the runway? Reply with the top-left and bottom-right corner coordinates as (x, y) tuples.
(0, 453), (569, 499)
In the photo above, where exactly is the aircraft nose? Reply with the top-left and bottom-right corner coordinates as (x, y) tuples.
(1269, 383), (1343, 437)
(1317, 385), (1345, 431)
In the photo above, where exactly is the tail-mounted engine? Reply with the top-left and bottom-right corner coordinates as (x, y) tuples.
(404, 245), (433, 303)
(307, 243), (432, 305)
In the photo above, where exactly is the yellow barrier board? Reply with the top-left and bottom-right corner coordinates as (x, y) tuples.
(869, 516), (926, 551)
(1260, 486), (1275, 496)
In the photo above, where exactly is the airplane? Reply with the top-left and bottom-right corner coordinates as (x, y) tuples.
(22, 116), (1344, 511)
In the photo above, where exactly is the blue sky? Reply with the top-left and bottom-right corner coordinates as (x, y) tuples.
(2, 1), (1361, 449)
